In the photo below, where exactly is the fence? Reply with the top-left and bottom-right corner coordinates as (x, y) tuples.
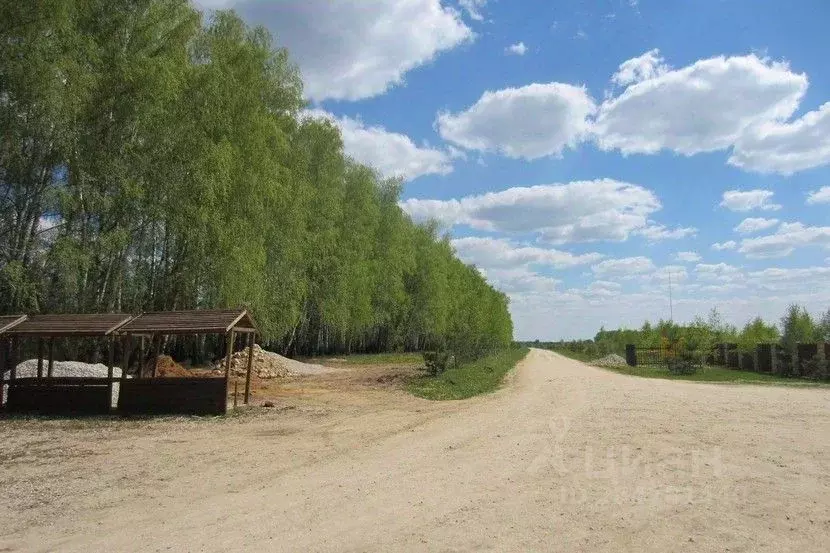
(626, 346), (708, 368)
(625, 342), (830, 380)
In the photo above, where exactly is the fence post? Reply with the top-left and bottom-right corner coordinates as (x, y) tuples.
(756, 344), (773, 373)
(625, 344), (637, 367)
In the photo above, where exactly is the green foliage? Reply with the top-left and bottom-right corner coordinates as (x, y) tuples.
(666, 358), (698, 375)
(422, 351), (456, 376)
(0, 3), (513, 358)
(408, 348), (529, 400)
(780, 304), (818, 351)
(525, 305), (828, 369)
(802, 355), (830, 381)
(738, 317), (779, 352)
(816, 308), (830, 342)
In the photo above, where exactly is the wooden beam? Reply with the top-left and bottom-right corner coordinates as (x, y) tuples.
(107, 336), (115, 410)
(151, 334), (161, 378)
(139, 336), (146, 379)
(0, 338), (5, 379)
(37, 338), (44, 378)
(9, 337), (18, 380)
(47, 338), (55, 378)
(224, 330), (235, 410)
(122, 335), (131, 383)
(244, 333), (254, 405)
(224, 331), (235, 378)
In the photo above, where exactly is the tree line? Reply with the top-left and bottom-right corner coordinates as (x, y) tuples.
(525, 304), (830, 359)
(0, 1), (513, 358)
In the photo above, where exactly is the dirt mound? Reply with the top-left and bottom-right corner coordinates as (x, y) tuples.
(592, 353), (629, 368)
(217, 344), (334, 378)
(154, 355), (191, 378)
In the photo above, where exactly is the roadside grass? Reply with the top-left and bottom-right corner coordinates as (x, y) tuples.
(407, 348), (530, 400)
(313, 352), (423, 365)
(553, 348), (830, 387)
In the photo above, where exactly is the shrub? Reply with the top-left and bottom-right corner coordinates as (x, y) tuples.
(422, 351), (456, 376)
(666, 355), (698, 375)
(802, 355), (830, 381)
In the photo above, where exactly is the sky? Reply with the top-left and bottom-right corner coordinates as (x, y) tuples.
(197, 0), (830, 340)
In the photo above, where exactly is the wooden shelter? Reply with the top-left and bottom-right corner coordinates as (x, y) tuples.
(2, 313), (134, 414)
(1, 308), (259, 416)
(1, 315), (27, 386)
(0, 315), (26, 335)
(117, 308), (259, 414)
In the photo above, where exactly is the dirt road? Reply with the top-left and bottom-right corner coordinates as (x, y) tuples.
(2, 349), (830, 552)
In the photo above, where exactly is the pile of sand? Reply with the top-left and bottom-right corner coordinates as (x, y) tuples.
(216, 344), (333, 378)
(154, 355), (192, 378)
(592, 354), (629, 368)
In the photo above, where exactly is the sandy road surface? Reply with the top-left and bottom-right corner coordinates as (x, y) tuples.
(2, 349), (830, 552)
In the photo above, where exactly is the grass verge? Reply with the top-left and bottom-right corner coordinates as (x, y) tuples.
(553, 348), (830, 386)
(314, 352), (423, 365)
(407, 348), (530, 400)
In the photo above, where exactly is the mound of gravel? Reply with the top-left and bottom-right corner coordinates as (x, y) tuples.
(3, 360), (124, 407)
(218, 344), (334, 378)
(7, 359), (122, 379)
(592, 354), (629, 369)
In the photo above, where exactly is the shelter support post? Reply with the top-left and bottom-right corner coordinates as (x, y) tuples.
(224, 330), (235, 410)
(151, 335), (161, 378)
(107, 336), (115, 409)
(139, 336), (145, 378)
(47, 338), (55, 378)
(37, 338), (44, 378)
(122, 335), (132, 382)
(244, 333), (254, 405)
(9, 337), (18, 380)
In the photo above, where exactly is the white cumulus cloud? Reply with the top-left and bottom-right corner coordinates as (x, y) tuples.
(730, 103), (830, 175)
(505, 42), (528, 56)
(594, 53), (807, 156)
(458, 0), (487, 21)
(635, 223), (697, 242)
(451, 236), (602, 269)
(806, 186), (830, 205)
(610, 48), (669, 87)
(675, 251), (702, 263)
(591, 256), (656, 278)
(435, 83), (596, 160)
(712, 241), (738, 251)
(738, 222), (830, 258)
(400, 179), (663, 244)
(303, 110), (453, 180)
(719, 189), (782, 212)
(202, 0), (472, 102)
(734, 217), (780, 235)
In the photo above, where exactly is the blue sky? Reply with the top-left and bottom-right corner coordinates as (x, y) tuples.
(199, 0), (830, 339)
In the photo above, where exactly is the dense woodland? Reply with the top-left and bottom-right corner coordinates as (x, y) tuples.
(0, 1), (513, 358)
(527, 305), (830, 358)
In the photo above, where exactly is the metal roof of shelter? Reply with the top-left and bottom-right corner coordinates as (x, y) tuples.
(0, 315), (27, 334)
(118, 308), (258, 335)
(6, 313), (134, 337)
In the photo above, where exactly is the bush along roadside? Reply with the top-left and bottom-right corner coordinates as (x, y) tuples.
(408, 348), (530, 400)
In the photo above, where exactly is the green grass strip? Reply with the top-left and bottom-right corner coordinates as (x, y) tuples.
(407, 348), (530, 400)
(553, 349), (829, 387)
